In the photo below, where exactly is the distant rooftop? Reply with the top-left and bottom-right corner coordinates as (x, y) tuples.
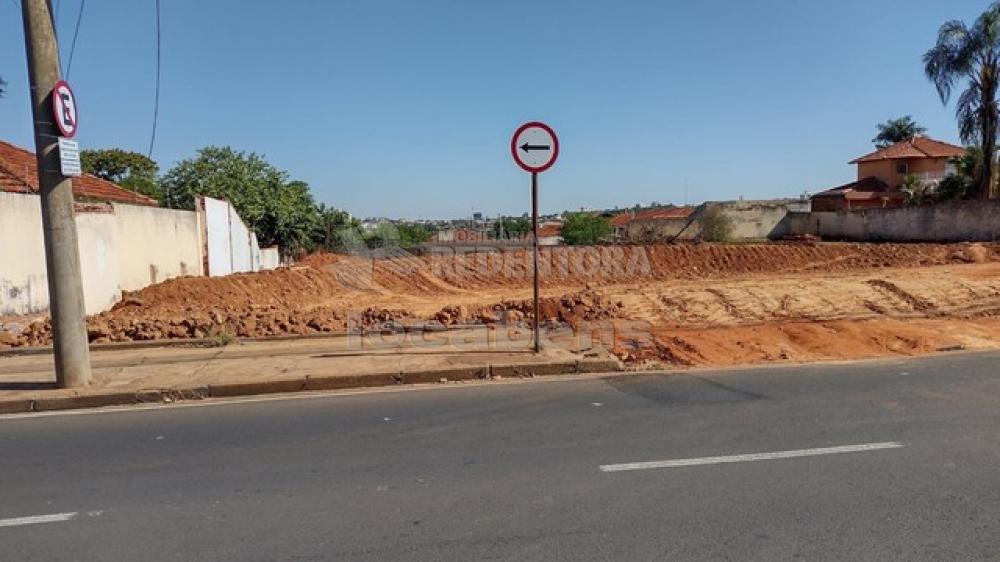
(610, 206), (695, 227)
(0, 140), (158, 206)
(850, 136), (965, 164)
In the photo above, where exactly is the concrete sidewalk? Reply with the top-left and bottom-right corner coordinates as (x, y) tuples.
(0, 326), (621, 413)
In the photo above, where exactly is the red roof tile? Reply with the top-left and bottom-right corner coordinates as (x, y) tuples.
(850, 136), (965, 164)
(811, 177), (905, 201)
(536, 223), (562, 238)
(610, 206), (695, 227)
(0, 140), (159, 206)
(812, 176), (891, 199)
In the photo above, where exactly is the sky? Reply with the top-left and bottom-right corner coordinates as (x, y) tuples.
(0, 0), (993, 220)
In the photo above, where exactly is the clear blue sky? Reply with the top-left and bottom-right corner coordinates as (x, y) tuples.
(0, 1), (992, 219)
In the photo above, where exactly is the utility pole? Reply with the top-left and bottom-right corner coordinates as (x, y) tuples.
(21, 0), (92, 387)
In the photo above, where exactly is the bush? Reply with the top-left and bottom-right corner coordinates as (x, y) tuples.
(698, 205), (733, 242)
(561, 213), (612, 245)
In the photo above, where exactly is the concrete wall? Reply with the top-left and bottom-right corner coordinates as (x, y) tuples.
(200, 196), (269, 276)
(787, 200), (1000, 242)
(709, 199), (805, 240)
(260, 247), (280, 270)
(75, 209), (121, 314)
(616, 199), (806, 243)
(1, 192), (50, 315)
(203, 197), (234, 277)
(1, 192), (280, 316)
(0, 192), (204, 315)
(229, 204), (253, 273)
(620, 216), (693, 242)
(115, 203), (201, 289)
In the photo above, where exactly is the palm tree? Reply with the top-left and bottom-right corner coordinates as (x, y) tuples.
(872, 116), (927, 148)
(924, 3), (1000, 199)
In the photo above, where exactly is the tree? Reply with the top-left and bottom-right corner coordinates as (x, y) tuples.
(493, 216), (530, 239)
(0, 76), (6, 97)
(560, 213), (612, 245)
(81, 148), (162, 200)
(698, 205), (733, 242)
(361, 222), (432, 249)
(937, 147), (984, 201)
(313, 203), (356, 251)
(872, 116), (927, 148)
(924, 4), (1000, 199)
(161, 146), (322, 255)
(901, 174), (934, 206)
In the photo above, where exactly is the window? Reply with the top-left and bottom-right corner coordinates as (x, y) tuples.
(896, 162), (908, 174)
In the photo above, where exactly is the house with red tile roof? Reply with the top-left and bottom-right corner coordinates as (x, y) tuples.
(812, 136), (965, 212)
(0, 140), (158, 206)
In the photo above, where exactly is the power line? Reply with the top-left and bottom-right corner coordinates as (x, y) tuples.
(64, 0), (84, 78)
(148, 0), (161, 158)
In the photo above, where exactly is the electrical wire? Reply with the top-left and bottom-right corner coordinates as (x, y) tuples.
(148, 0), (161, 158)
(64, 0), (84, 79)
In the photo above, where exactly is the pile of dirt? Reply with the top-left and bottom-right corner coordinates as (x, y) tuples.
(2, 242), (999, 350)
(433, 290), (626, 328)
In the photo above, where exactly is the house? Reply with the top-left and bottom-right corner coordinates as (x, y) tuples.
(535, 222), (563, 246)
(610, 206), (696, 242)
(811, 136), (964, 212)
(0, 140), (159, 206)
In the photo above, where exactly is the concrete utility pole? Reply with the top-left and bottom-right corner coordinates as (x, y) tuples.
(21, 0), (92, 387)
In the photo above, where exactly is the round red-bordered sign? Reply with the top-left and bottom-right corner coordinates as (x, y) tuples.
(511, 121), (559, 173)
(51, 80), (79, 138)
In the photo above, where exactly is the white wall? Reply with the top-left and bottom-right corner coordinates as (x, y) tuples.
(1, 192), (279, 316)
(203, 197), (234, 277)
(75, 209), (122, 314)
(115, 203), (202, 289)
(200, 196), (272, 276)
(260, 247), (280, 269)
(0, 192), (49, 314)
(0, 192), (205, 315)
(228, 203), (253, 273)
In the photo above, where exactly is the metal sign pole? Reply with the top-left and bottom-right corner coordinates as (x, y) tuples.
(511, 121), (558, 355)
(532, 172), (540, 354)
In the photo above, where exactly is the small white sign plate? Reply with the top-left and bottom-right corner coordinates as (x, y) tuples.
(57, 137), (81, 177)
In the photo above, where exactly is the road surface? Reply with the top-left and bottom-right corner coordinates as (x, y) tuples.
(2, 352), (999, 560)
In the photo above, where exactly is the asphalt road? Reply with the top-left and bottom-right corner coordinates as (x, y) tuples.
(2, 352), (1000, 561)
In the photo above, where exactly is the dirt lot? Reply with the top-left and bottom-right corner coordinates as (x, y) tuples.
(3, 242), (1000, 368)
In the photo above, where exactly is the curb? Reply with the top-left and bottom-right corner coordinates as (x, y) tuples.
(0, 358), (624, 414)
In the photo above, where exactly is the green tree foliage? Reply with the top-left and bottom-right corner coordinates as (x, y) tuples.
(697, 205), (733, 242)
(872, 116), (927, 148)
(493, 216), (531, 239)
(161, 146), (322, 255)
(314, 203), (358, 251)
(81, 148), (162, 200)
(937, 147), (984, 201)
(925, 4), (1000, 199)
(560, 213), (612, 245)
(901, 174), (934, 206)
(362, 222), (432, 249)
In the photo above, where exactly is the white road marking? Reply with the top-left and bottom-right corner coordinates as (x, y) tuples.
(0, 512), (78, 528)
(600, 442), (904, 473)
